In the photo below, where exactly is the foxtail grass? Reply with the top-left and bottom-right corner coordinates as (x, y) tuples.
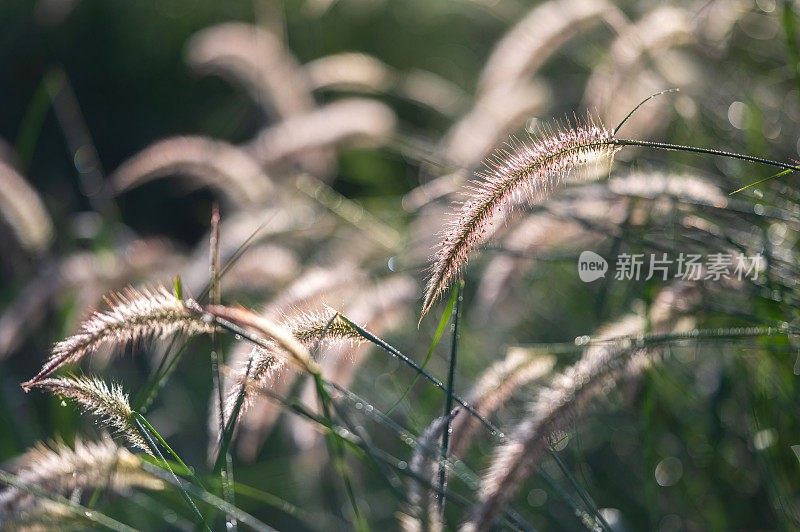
(23, 285), (214, 388)
(26, 376), (148, 452)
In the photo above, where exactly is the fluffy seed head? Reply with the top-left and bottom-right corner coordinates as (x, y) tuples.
(449, 350), (555, 458)
(23, 285), (214, 388)
(285, 306), (363, 348)
(246, 98), (397, 166)
(110, 136), (274, 206)
(462, 284), (698, 530)
(0, 159), (54, 253)
(0, 437), (164, 512)
(422, 118), (619, 317)
(28, 376), (148, 452)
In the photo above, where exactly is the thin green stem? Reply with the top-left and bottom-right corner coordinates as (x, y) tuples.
(612, 138), (800, 173)
(337, 315), (504, 438)
(388, 287), (457, 414)
(313, 373), (368, 532)
(437, 279), (463, 517)
(133, 416), (208, 529)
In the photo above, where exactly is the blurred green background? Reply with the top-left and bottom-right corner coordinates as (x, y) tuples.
(1, 0), (799, 530)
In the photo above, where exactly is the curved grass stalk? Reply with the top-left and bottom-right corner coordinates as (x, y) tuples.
(423, 111), (800, 319)
(422, 117), (620, 318)
(0, 159), (54, 253)
(110, 136), (273, 206)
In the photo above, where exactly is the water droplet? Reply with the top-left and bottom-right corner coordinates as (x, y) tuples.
(654, 456), (683, 487)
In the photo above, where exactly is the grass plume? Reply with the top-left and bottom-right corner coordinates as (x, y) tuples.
(23, 285), (214, 388)
(110, 136), (273, 206)
(0, 159), (54, 253)
(26, 376), (149, 452)
(422, 116), (620, 318)
(0, 437), (163, 512)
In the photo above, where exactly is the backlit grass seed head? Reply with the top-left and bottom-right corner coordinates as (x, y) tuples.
(305, 52), (396, 93)
(110, 136), (273, 207)
(185, 22), (314, 120)
(220, 306), (359, 423)
(222, 342), (284, 425)
(285, 306), (363, 348)
(422, 118), (620, 317)
(0, 438), (164, 511)
(462, 284), (698, 530)
(449, 350), (555, 458)
(23, 285), (214, 388)
(477, 0), (626, 95)
(0, 159), (54, 254)
(28, 376), (148, 452)
(246, 98), (397, 166)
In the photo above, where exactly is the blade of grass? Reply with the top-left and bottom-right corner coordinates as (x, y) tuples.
(729, 168), (794, 195)
(336, 314), (504, 437)
(132, 415), (208, 530)
(312, 372), (369, 532)
(133, 337), (189, 413)
(248, 372), (533, 531)
(387, 286), (457, 414)
(233, 482), (328, 531)
(139, 463), (278, 532)
(14, 75), (52, 170)
(437, 279), (463, 517)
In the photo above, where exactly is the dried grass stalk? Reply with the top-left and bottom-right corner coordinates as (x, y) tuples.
(477, 0), (626, 95)
(110, 136), (273, 206)
(23, 285), (213, 388)
(246, 98), (396, 166)
(0, 159), (54, 253)
(185, 22), (314, 119)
